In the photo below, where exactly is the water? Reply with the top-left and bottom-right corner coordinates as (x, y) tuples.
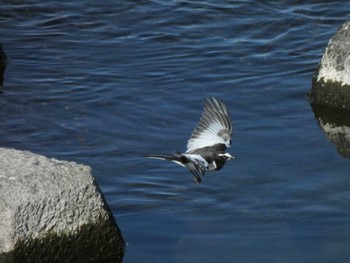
(1, 1), (350, 262)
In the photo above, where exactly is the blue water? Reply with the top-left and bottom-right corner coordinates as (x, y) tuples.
(1, 1), (350, 262)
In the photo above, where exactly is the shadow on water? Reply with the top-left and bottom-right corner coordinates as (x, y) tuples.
(310, 103), (350, 159)
(0, 44), (7, 91)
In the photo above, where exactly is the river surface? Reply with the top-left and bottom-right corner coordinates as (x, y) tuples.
(1, 1), (350, 262)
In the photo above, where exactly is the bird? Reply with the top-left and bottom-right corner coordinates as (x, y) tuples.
(144, 97), (234, 184)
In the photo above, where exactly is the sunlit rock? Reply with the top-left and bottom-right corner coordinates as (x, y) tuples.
(309, 21), (350, 110)
(0, 148), (125, 262)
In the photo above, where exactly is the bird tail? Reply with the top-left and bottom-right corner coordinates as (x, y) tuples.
(143, 154), (176, 161)
(143, 152), (186, 167)
(143, 153), (202, 184)
(144, 150), (184, 161)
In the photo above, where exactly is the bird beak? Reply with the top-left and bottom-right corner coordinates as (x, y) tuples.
(219, 153), (235, 160)
(226, 153), (235, 160)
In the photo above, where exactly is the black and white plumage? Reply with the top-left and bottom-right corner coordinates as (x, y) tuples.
(144, 98), (234, 184)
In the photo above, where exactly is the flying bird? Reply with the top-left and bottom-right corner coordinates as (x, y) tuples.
(144, 98), (234, 184)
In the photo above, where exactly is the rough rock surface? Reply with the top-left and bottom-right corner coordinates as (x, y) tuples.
(309, 21), (350, 110)
(317, 21), (350, 85)
(0, 148), (124, 261)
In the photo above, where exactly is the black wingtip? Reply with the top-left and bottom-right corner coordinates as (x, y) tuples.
(193, 175), (201, 185)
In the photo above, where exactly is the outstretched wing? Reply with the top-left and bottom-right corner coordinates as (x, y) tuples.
(186, 98), (232, 153)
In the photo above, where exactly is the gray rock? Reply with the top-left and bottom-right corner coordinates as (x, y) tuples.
(0, 148), (124, 262)
(309, 21), (350, 110)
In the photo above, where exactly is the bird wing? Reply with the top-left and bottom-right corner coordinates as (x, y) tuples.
(182, 154), (208, 184)
(186, 98), (232, 153)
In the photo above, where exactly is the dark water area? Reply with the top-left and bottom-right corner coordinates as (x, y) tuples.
(1, 1), (350, 262)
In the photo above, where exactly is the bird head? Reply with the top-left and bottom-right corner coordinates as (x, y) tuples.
(218, 152), (235, 161)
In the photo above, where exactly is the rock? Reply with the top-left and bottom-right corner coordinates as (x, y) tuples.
(0, 148), (125, 262)
(309, 21), (350, 110)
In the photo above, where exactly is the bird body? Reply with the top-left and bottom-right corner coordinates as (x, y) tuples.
(145, 98), (234, 184)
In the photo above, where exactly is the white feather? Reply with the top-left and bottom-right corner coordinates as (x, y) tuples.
(186, 122), (228, 153)
(186, 98), (232, 153)
(172, 160), (186, 167)
(183, 154), (209, 168)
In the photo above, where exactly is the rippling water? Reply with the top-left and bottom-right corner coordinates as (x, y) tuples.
(1, 1), (350, 262)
